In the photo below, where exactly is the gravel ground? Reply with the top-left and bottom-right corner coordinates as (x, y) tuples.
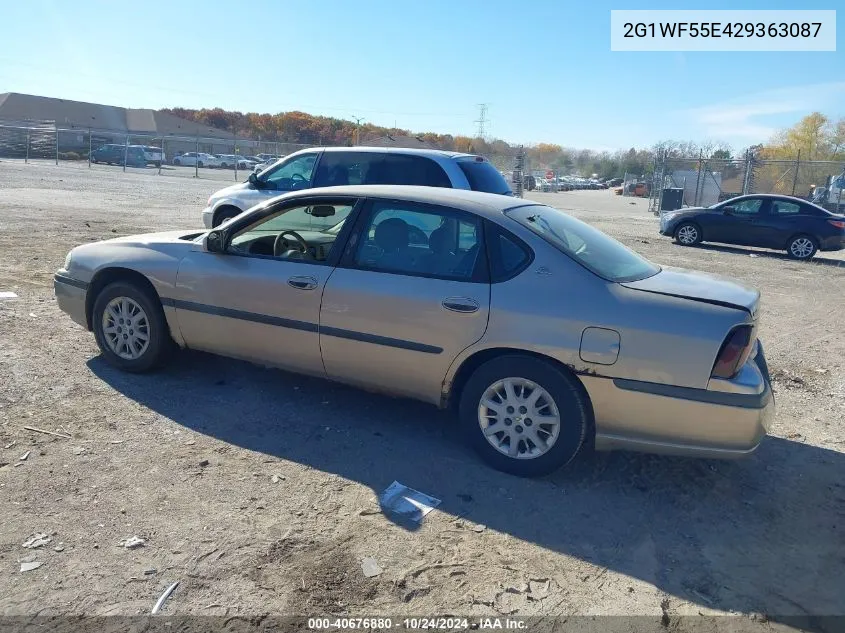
(0, 160), (843, 628)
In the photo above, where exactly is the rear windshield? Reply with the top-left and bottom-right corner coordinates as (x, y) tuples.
(505, 205), (660, 282)
(457, 158), (512, 195)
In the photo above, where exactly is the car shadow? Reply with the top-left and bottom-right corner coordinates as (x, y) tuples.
(88, 352), (844, 628)
(690, 243), (845, 267)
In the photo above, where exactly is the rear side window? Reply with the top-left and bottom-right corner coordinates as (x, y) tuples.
(772, 201), (801, 215)
(486, 224), (532, 282)
(456, 158), (512, 195)
(313, 152), (377, 187)
(362, 154), (452, 188)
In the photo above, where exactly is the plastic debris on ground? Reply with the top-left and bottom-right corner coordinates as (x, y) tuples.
(0, 292), (18, 299)
(22, 533), (51, 549)
(361, 557), (383, 577)
(378, 481), (441, 525)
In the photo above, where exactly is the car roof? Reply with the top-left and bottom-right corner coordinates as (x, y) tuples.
(278, 185), (537, 218)
(307, 146), (476, 160)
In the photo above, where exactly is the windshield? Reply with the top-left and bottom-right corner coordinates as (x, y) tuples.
(505, 205), (660, 282)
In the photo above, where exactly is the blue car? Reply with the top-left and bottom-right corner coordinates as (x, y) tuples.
(660, 194), (845, 260)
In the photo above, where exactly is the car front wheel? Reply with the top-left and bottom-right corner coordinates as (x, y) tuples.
(674, 222), (702, 246)
(459, 355), (589, 477)
(787, 235), (817, 260)
(92, 281), (172, 372)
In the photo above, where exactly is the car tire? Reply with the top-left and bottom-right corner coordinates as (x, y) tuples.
(786, 234), (817, 260)
(674, 222), (702, 246)
(197, 161), (204, 168)
(92, 281), (173, 373)
(458, 355), (590, 477)
(173, 158), (181, 166)
(154, 161), (161, 168)
(213, 206), (241, 227)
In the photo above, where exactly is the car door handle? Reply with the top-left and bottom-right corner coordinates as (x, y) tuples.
(288, 276), (318, 290)
(442, 297), (479, 313)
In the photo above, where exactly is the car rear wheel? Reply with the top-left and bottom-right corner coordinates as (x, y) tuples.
(92, 281), (173, 372)
(197, 161), (204, 168)
(675, 222), (702, 246)
(787, 234), (817, 260)
(459, 355), (589, 477)
(173, 158), (181, 166)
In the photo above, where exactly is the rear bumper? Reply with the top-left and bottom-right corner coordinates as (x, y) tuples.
(54, 272), (89, 328)
(585, 345), (774, 458)
(818, 234), (845, 251)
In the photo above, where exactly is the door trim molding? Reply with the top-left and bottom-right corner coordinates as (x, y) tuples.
(163, 297), (443, 354)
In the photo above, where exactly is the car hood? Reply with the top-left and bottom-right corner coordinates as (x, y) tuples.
(621, 266), (760, 317)
(211, 182), (250, 200)
(99, 229), (206, 245)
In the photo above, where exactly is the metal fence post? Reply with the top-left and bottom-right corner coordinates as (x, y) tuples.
(195, 133), (199, 178)
(693, 151), (703, 206)
(25, 128), (30, 164)
(791, 150), (801, 196)
(88, 127), (92, 168)
(234, 134), (238, 182)
(123, 135), (129, 172)
(158, 138), (163, 176)
(55, 128), (59, 165)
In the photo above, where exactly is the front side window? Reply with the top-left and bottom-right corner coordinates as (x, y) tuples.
(228, 202), (355, 261)
(505, 205), (659, 283)
(353, 201), (483, 280)
(728, 198), (763, 215)
(260, 153), (318, 191)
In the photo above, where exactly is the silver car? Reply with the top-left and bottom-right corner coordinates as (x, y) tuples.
(54, 186), (773, 476)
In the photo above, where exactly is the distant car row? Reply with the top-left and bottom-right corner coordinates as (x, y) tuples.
(524, 175), (616, 192)
(89, 145), (283, 170)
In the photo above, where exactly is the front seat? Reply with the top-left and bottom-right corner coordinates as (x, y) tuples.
(374, 218), (414, 272)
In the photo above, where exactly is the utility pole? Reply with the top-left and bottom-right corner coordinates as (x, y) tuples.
(351, 116), (364, 146)
(474, 103), (489, 140)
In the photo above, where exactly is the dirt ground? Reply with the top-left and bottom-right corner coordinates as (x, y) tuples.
(0, 160), (843, 628)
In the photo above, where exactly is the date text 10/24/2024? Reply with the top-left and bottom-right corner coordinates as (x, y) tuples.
(308, 617), (528, 630)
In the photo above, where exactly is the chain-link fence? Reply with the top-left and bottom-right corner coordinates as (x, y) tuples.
(0, 122), (320, 182)
(649, 150), (845, 215)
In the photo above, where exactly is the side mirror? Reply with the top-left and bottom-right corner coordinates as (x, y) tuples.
(205, 230), (225, 253)
(248, 172), (260, 187)
(722, 206), (734, 215)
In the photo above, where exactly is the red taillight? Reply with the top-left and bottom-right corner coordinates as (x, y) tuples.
(828, 220), (845, 229)
(711, 325), (755, 379)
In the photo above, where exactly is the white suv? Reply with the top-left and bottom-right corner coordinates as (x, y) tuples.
(202, 147), (513, 227)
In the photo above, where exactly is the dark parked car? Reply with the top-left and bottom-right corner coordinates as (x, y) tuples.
(660, 194), (845, 260)
(90, 144), (146, 167)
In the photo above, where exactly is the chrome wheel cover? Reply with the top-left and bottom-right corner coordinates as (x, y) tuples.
(477, 377), (561, 460)
(101, 297), (150, 360)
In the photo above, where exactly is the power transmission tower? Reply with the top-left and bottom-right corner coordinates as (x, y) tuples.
(474, 103), (488, 139)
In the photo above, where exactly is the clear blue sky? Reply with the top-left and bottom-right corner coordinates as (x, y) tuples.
(0, 0), (841, 152)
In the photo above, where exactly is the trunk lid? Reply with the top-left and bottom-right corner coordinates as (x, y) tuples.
(621, 266), (760, 317)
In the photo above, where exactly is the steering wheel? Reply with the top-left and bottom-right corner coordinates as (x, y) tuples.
(273, 230), (313, 259)
(290, 173), (307, 184)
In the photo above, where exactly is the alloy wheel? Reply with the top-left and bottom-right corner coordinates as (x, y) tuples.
(677, 225), (698, 244)
(790, 237), (814, 259)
